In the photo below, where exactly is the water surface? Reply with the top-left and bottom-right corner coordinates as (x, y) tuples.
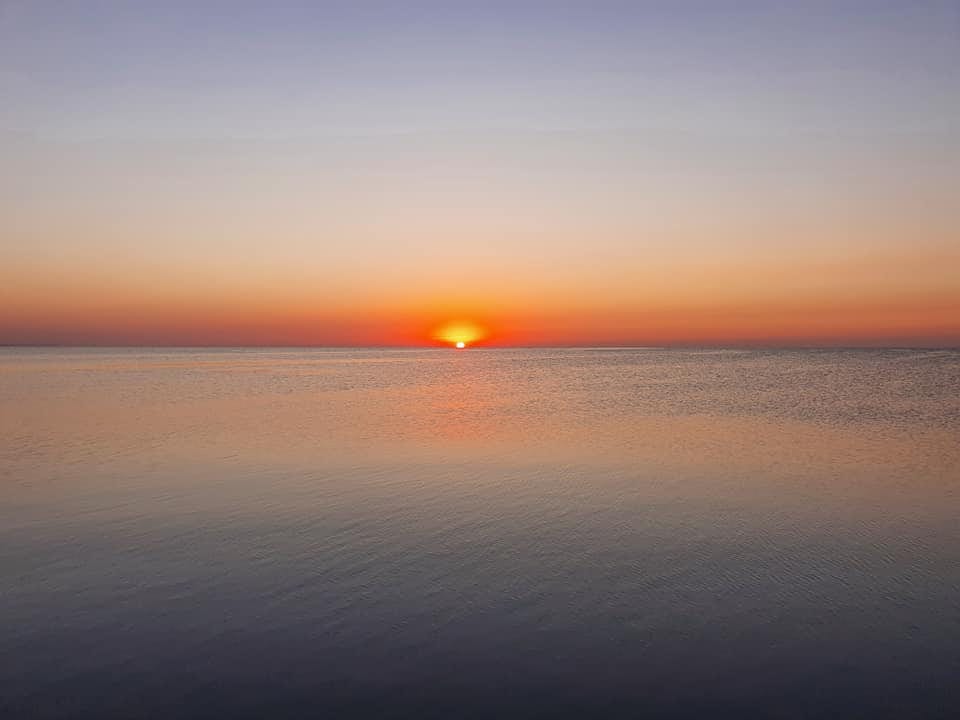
(2, 348), (959, 718)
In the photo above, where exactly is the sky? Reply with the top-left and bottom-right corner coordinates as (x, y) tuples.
(1, 0), (958, 346)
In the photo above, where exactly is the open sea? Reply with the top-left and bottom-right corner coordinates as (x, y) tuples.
(1, 347), (959, 718)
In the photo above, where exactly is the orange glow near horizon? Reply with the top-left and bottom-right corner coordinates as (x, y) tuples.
(2, 280), (960, 347)
(2, 243), (959, 348)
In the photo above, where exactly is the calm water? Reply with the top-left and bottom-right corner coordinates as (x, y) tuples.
(2, 348), (959, 718)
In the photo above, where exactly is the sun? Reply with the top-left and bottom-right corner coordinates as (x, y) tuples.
(431, 320), (487, 348)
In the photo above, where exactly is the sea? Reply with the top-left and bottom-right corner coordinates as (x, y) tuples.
(1, 347), (958, 718)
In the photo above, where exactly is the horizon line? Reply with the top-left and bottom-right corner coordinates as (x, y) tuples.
(2, 344), (958, 351)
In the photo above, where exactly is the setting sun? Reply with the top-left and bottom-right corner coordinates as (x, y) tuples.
(431, 320), (487, 348)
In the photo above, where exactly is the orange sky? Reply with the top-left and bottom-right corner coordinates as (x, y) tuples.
(3, 244), (958, 347)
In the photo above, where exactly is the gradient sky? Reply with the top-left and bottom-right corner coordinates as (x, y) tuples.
(2, 0), (958, 346)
